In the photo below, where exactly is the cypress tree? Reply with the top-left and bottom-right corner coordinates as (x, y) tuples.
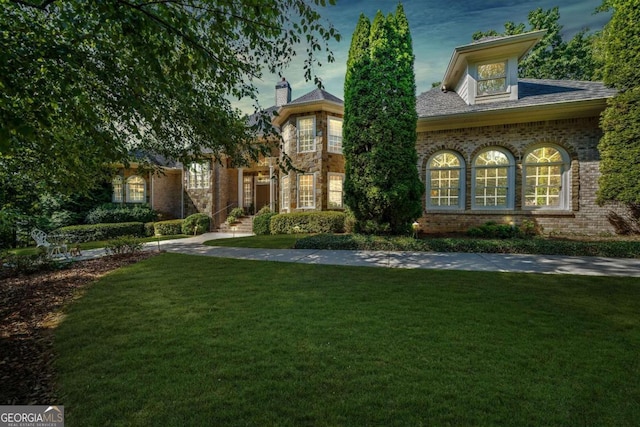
(597, 0), (640, 205)
(343, 4), (423, 234)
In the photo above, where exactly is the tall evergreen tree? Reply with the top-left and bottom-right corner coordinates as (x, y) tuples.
(343, 4), (423, 234)
(596, 0), (640, 205)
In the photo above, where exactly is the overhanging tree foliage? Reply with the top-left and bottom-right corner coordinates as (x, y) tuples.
(472, 7), (602, 81)
(596, 0), (640, 205)
(0, 0), (339, 195)
(343, 4), (423, 235)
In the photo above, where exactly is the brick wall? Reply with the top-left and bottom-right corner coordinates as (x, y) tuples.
(151, 170), (182, 219)
(415, 116), (632, 235)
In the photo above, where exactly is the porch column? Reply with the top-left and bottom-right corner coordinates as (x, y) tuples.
(269, 163), (275, 211)
(237, 168), (243, 208)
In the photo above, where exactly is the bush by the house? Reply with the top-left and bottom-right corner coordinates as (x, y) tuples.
(293, 234), (640, 258)
(152, 220), (184, 236)
(225, 215), (238, 225)
(467, 221), (522, 239)
(270, 211), (345, 235)
(56, 222), (145, 243)
(229, 207), (245, 218)
(253, 208), (276, 235)
(85, 203), (158, 224)
(182, 213), (210, 235)
(104, 236), (144, 256)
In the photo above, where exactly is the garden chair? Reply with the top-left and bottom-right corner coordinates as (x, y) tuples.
(30, 229), (70, 259)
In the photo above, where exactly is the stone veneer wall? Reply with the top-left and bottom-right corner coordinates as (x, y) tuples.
(415, 116), (631, 235)
(183, 161), (213, 221)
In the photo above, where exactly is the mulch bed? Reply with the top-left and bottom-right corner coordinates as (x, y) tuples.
(0, 252), (158, 405)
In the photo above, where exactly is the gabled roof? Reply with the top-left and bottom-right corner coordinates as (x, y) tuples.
(416, 78), (615, 132)
(442, 30), (546, 90)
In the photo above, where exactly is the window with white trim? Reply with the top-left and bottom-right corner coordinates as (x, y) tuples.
(328, 173), (344, 209)
(126, 176), (146, 203)
(112, 176), (124, 203)
(281, 175), (290, 211)
(472, 148), (514, 209)
(426, 151), (465, 209)
(328, 117), (343, 154)
(297, 116), (315, 152)
(523, 145), (569, 209)
(297, 174), (315, 209)
(477, 61), (507, 96)
(187, 161), (211, 189)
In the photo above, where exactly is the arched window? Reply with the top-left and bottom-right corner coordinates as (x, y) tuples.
(112, 176), (124, 203)
(426, 151), (465, 210)
(523, 145), (570, 209)
(126, 176), (146, 203)
(472, 148), (515, 209)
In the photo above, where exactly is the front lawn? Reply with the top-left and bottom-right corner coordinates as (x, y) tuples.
(54, 254), (640, 426)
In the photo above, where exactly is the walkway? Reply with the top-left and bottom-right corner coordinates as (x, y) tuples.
(75, 232), (640, 277)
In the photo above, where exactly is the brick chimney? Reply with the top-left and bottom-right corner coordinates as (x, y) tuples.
(275, 77), (291, 107)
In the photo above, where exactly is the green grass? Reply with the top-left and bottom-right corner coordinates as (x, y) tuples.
(204, 233), (304, 248)
(7, 235), (188, 256)
(55, 254), (640, 426)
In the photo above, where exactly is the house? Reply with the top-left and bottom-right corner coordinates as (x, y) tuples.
(114, 30), (631, 235)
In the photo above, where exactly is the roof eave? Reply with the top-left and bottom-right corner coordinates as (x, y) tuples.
(417, 97), (609, 132)
(272, 99), (344, 126)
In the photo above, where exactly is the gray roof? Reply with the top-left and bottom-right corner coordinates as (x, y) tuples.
(288, 88), (343, 105)
(416, 79), (616, 118)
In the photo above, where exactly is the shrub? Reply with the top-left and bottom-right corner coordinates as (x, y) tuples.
(270, 211), (345, 234)
(253, 211), (276, 235)
(182, 213), (210, 235)
(0, 251), (62, 278)
(153, 220), (184, 236)
(229, 207), (245, 218)
(144, 222), (155, 237)
(85, 203), (158, 224)
(256, 206), (272, 216)
(56, 222), (145, 243)
(467, 221), (521, 239)
(226, 215), (237, 226)
(104, 236), (144, 256)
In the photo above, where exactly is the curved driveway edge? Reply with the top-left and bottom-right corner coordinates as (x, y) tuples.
(156, 235), (640, 277)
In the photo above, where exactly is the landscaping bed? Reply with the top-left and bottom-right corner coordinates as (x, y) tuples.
(0, 252), (158, 405)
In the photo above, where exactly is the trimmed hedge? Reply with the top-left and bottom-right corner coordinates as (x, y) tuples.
(253, 212), (276, 235)
(153, 220), (184, 236)
(55, 222), (145, 243)
(270, 211), (345, 234)
(293, 234), (640, 258)
(182, 213), (210, 235)
(85, 203), (158, 224)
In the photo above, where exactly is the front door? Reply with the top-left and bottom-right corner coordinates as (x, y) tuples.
(256, 184), (269, 212)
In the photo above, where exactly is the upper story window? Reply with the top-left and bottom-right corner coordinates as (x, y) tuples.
(472, 148), (515, 209)
(126, 176), (146, 203)
(426, 151), (465, 210)
(328, 117), (343, 154)
(477, 61), (507, 96)
(297, 116), (315, 153)
(187, 161), (211, 189)
(523, 145), (570, 210)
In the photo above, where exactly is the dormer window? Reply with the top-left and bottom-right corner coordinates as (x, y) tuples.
(477, 61), (507, 96)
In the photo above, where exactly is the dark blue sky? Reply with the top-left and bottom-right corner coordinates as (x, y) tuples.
(234, 0), (609, 113)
